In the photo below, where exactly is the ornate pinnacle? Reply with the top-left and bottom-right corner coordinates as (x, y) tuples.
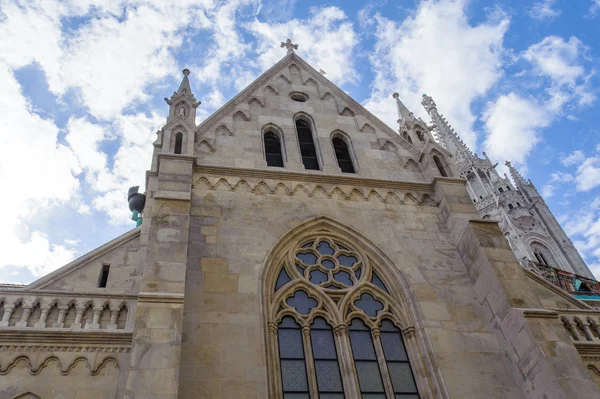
(182, 68), (190, 76)
(280, 38), (298, 54)
(505, 161), (528, 188)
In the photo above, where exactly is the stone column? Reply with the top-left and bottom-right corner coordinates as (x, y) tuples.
(124, 153), (194, 399)
(55, 306), (68, 328)
(334, 324), (360, 399)
(34, 305), (50, 328)
(87, 306), (103, 330)
(302, 324), (318, 397)
(71, 305), (86, 329)
(15, 305), (32, 328)
(0, 306), (14, 327)
(372, 327), (394, 397)
(108, 306), (120, 330)
(266, 322), (283, 398)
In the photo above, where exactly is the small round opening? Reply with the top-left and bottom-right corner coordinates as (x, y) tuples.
(290, 92), (308, 102)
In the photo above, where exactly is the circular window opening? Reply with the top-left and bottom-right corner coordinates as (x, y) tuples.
(290, 92), (309, 102)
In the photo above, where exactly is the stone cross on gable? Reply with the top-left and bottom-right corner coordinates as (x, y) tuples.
(280, 38), (298, 54)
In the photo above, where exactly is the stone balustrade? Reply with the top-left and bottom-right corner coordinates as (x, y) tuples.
(559, 311), (600, 342)
(0, 293), (136, 331)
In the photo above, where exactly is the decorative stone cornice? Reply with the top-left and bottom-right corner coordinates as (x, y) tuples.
(0, 330), (132, 346)
(520, 309), (560, 319)
(194, 165), (441, 192)
(137, 292), (185, 304)
(574, 342), (600, 360)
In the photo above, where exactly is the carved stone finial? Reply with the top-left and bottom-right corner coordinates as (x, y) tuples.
(280, 38), (299, 54)
(182, 68), (190, 76)
(392, 92), (399, 99)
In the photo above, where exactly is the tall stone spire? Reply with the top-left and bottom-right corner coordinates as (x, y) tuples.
(505, 161), (528, 191)
(392, 92), (415, 131)
(421, 94), (473, 165)
(165, 68), (200, 124)
(392, 92), (411, 119)
(177, 68), (192, 94)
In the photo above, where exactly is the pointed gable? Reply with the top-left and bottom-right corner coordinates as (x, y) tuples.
(193, 52), (425, 181)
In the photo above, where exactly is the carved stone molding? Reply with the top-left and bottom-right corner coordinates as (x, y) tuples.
(402, 326), (416, 339)
(0, 355), (119, 376)
(194, 175), (438, 206)
(334, 324), (349, 337)
(0, 345), (130, 353)
(0, 330), (133, 347)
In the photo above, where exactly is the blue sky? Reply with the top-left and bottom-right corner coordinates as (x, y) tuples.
(1, 0), (599, 283)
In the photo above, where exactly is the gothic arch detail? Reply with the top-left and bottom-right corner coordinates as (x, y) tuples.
(261, 216), (447, 398)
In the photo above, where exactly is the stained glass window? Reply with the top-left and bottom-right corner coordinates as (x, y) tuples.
(270, 234), (421, 398)
(349, 319), (385, 396)
(311, 318), (344, 397)
(332, 137), (356, 173)
(380, 320), (419, 396)
(278, 317), (309, 398)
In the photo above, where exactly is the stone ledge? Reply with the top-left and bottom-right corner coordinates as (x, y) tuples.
(193, 164), (448, 192)
(574, 342), (600, 359)
(154, 190), (192, 201)
(137, 292), (185, 304)
(0, 330), (132, 346)
(520, 308), (559, 319)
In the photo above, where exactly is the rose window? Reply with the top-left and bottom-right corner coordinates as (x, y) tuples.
(295, 239), (361, 289)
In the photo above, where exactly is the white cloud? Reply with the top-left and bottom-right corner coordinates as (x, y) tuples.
(247, 6), (358, 85)
(550, 171), (574, 182)
(563, 200), (600, 278)
(575, 156), (600, 191)
(363, 0), (509, 150)
(92, 112), (165, 223)
(591, 0), (600, 16)
(541, 184), (556, 197)
(484, 35), (594, 166)
(0, 65), (80, 279)
(561, 150), (586, 166)
(482, 93), (550, 163)
(523, 36), (586, 87)
(528, 0), (562, 20)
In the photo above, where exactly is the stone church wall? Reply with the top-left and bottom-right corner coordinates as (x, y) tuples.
(177, 170), (524, 398)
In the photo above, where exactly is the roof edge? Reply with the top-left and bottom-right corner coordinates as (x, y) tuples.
(22, 227), (142, 291)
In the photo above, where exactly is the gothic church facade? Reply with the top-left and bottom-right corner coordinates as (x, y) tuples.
(1, 42), (600, 399)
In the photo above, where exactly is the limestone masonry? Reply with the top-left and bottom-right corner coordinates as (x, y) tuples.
(1, 41), (600, 399)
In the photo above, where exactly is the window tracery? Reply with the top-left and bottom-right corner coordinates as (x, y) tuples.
(267, 234), (420, 398)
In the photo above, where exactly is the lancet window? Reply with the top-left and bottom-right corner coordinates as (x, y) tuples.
(332, 136), (356, 174)
(264, 131), (284, 167)
(295, 118), (320, 170)
(174, 132), (183, 154)
(266, 234), (420, 398)
(433, 155), (447, 177)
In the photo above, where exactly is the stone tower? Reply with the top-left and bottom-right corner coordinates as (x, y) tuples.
(421, 94), (594, 279)
(1, 41), (600, 399)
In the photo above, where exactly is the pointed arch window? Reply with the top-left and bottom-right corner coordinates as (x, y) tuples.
(174, 132), (183, 154)
(433, 155), (447, 177)
(264, 131), (284, 167)
(266, 233), (421, 398)
(295, 118), (320, 170)
(332, 136), (355, 173)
